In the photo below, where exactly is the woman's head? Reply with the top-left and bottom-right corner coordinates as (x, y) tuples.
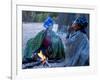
(71, 16), (88, 31)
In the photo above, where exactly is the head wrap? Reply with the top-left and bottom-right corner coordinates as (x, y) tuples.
(73, 16), (88, 28)
(43, 16), (54, 29)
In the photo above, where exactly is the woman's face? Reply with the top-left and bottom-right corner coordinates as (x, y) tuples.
(71, 23), (81, 31)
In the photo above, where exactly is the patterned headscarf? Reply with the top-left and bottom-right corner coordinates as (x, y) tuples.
(73, 16), (88, 28)
(43, 16), (54, 29)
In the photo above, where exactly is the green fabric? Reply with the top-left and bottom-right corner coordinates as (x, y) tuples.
(24, 30), (65, 59)
(49, 31), (65, 59)
(24, 30), (45, 59)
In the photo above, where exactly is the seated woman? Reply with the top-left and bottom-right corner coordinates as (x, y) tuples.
(23, 16), (65, 64)
(64, 16), (89, 66)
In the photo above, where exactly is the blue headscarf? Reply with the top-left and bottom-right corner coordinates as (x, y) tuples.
(74, 16), (88, 28)
(43, 16), (54, 29)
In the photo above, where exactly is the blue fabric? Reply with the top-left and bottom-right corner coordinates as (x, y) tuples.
(43, 16), (54, 29)
(74, 16), (88, 28)
(65, 31), (89, 66)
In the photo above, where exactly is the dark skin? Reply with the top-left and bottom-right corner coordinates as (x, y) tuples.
(71, 23), (81, 31)
(67, 23), (81, 33)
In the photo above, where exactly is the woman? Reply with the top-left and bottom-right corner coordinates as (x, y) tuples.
(64, 16), (89, 66)
(23, 16), (65, 64)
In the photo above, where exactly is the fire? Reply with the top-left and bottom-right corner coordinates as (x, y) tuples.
(38, 50), (46, 64)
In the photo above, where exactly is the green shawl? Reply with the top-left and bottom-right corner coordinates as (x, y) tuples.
(23, 30), (65, 59)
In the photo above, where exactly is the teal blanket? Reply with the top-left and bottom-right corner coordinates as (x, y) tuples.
(23, 30), (65, 60)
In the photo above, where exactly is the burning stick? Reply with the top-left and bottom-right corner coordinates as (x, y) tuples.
(22, 61), (41, 69)
(38, 50), (51, 67)
(44, 58), (51, 67)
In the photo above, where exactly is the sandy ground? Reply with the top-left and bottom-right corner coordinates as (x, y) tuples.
(22, 23), (44, 51)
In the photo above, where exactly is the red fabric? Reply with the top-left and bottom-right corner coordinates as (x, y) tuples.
(42, 36), (51, 48)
